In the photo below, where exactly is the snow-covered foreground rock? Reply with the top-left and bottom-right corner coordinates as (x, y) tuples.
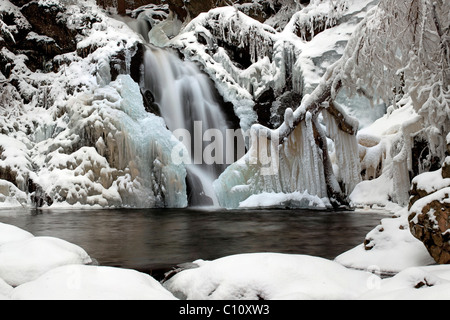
(163, 253), (374, 300)
(0, 222), (92, 287)
(335, 208), (436, 275)
(0, 236), (92, 287)
(358, 266), (450, 300)
(1, 219), (449, 300)
(11, 265), (177, 300)
(0, 222), (33, 245)
(164, 253), (450, 300)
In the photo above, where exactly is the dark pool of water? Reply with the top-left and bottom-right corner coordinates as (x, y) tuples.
(0, 207), (387, 278)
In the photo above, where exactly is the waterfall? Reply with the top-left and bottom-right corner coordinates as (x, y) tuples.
(139, 44), (236, 207)
(116, 14), (239, 207)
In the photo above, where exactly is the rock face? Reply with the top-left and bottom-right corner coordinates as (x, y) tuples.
(408, 157), (450, 264)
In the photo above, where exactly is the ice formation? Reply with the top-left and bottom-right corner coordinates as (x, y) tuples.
(143, 0), (376, 209)
(0, 0), (187, 208)
(339, 0), (450, 207)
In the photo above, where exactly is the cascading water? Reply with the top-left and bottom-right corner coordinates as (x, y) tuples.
(121, 14), (237, 207)
(141, 45), (234, 206)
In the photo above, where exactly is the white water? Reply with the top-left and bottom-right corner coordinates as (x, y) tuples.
(140, 46), (235, 206)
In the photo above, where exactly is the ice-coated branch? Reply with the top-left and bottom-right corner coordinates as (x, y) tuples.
(251, 59), (345, 143)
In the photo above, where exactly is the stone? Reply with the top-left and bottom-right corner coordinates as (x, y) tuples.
(442, 157), (450, 179)
(20, 2), (77, 53)
(408, 161), (450, 265)
(409, 199), (450, 264)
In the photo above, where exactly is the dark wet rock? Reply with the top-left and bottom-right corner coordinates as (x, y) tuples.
(21, 2), (77, 53)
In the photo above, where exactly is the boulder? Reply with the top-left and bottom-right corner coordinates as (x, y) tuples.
(409, 197), (450, 264)
(442, 156), (450, 179)
(408, 158), (450, 264)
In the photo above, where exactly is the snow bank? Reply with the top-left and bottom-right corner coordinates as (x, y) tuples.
(350, 102), (422, 209)
(12, 265), (177, 300)
(0, 222), (33, 245)
(359, 266), (450, 300)
(0, 236), (92, 286)
(0, 278), (12, 300)
(335, 208), (435, 275)
(164, 253), (374, 300)
(350, 175), (394, 208)
(239, 191), (330, 209)
(0, 222), (176, 300)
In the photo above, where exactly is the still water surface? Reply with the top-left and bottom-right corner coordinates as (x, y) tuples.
(0, 208), (387, 277)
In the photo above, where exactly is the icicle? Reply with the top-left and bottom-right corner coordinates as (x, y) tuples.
(322, 109), (361, 195)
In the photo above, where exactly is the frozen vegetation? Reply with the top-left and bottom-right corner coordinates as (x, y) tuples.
(0, 0), (449, 300)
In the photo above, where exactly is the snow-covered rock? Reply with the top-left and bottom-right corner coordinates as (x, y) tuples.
(239, 191), (331, 209)
(11, 265), (177, 300)
(163, 253), (375, 300)
(0, 222), (33, 246)
(0, 236), (92, 286)
(335, 208), (435, 275)
(408, 159), (450, 264)
(359, 265), (450, 300)
(0, 277), (12, 300)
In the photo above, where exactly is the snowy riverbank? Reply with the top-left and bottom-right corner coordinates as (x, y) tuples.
(1, 207), (449, 300)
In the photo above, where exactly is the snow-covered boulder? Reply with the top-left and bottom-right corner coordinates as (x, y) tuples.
(238, 191), (331, 209)
(335, 208), (435, 275)
(0, 277), (13, 300)
(408, 158), (450, 264)
(11, 265), (177, 300)
(0, 236), (92, 286)
(0, 222), (33, 246)
(163, 253), (375, 300)
(359, 265), (450, 300)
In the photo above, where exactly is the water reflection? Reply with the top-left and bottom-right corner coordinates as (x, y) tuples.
(0, 208), (387, 275)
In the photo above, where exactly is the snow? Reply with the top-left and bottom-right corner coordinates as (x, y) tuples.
(411, 169), (450, 195)
(12, 265), (176, 300)
(0, 222), (33, 246)
(359, 266), (450, 300)
(350, 174), (393, 208)
(0, 236), (92, 287)
(0, 180), (29, 208)
(0, 278), (12, 300)
(0, 0), (449, 301)
(335, 208), (436, 275)
(409, 187), (450, 224)
(239, 191), (330, 209)
(164, 253), (374, 300)
(0, 0), (188, 209)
